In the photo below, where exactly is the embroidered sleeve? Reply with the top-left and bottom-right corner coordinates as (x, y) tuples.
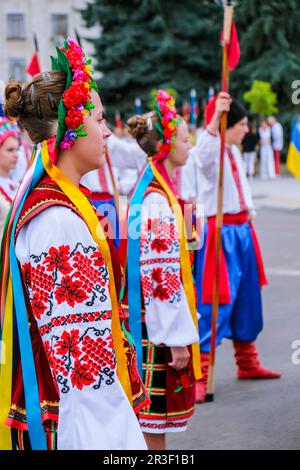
(15, 206), (120, 449)
(140, 193), (199, 347)
(108, 134), (147, 172)
(192, 130), (221, 179)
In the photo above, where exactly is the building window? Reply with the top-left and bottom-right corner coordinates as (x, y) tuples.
(9, 58), (27, 81)
(51, 14), (68, 41)
(6, 14), (26, 40)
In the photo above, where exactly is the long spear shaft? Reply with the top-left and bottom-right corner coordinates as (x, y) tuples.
(206, 3), (234, 402)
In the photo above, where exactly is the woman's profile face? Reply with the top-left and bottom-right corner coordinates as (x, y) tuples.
(0, 136), (19, 172)
(72, 89), (111, 174)
(169, 119), (192, 167)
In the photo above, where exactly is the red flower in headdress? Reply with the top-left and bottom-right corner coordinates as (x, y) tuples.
(63, 82), (89, 109)
(65, 108), (84, 129)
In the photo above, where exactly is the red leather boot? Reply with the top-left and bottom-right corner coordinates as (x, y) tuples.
(233, 340), (281, 379)
(195, 352), (210, 403)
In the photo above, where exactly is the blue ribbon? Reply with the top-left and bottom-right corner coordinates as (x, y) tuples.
(291, 117), (300, 153)
(127, 164), (154, 376)
(9, 151), (47, 450)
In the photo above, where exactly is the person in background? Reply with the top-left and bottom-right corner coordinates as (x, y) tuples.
(10, 124), (33, 183)
(268, 116), (284, 176)
(0, 117), (20, 239)
(259, 119), (276, 180)
(242, 121), (260, 179)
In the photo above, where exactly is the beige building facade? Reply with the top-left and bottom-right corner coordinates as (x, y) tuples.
(0, 0), (100, 83)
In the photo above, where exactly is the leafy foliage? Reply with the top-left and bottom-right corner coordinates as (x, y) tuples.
(243, 80), (278, 116)
(80, 0), (300, 148)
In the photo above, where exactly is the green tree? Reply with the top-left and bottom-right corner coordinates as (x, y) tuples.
(80, 0), (222, 121)
(243, 80), (278, 116)
(233, 0), (300, 128)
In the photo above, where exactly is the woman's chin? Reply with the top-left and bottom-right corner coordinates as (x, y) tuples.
(180, 155), (189, 166)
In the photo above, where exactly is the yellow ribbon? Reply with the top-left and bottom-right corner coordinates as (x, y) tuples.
(150, 161), (202, 380)
(0, 276), (13, 449)
(41, 141), (132, 404)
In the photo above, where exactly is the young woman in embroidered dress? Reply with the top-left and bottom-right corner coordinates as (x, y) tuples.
(1, 38), (148, 450)
(0, 118), (20, 240)
(126, 91), (201, 450)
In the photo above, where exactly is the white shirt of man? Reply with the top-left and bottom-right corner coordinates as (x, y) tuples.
(189, 129), (255, 217)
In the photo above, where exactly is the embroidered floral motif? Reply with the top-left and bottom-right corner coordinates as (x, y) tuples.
(21, 242), (115, 394)
(43, 326), (116, 393)
(140, 215), (182, 305)
(44, 245), (73, 275)
(55, 275), (88, 307)
(150, 239), (169, 253)
(174, 371), (193, 393)
(23, 242), (109, 320)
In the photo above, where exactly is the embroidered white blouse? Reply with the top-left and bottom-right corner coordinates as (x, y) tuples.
(140, 192), (199, 347)
(15, 205), (146, 450)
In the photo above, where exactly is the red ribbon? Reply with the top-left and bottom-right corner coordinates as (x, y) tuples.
(201, 212), (268, 304)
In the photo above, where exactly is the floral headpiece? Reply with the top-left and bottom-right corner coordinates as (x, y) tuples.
(0, 117), (21, 147)
(51, 37), (98, 150)
(153, 90), (178, 160)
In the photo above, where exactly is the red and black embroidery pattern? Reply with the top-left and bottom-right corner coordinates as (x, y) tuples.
(43, 327), (116, 394)
(39, 311), (112, 337)
(20, 242), (115, 394)
(140, 216), (182, 305)
(139, 420), (188, 430)
(21, 242), (110, 320)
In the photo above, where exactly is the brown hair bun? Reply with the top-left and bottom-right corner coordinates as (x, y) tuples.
(127, 115), (148, 140)
(4, 82), (24, 120)
(127, 112), (160, 156)
(4, 71), (66, 144)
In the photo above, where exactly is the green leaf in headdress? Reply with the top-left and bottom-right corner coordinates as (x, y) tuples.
(55, 47), (69, 73)
(153, 102), (162, 120)
(55, 99), (67, 149)
(50, 56), (60, 71)
(66, 67), (72, 90)
(86, 99), (95, 116)
(91, 80), (98, 92)
(77, 131), (88, 137)
(154, 121), (164, 137)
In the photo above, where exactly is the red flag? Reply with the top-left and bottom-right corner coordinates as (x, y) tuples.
(229, 21), (240, 71)
(27, 52), (41, 77)
(114, 112), (123, 129)
(221, 20), (240, 72)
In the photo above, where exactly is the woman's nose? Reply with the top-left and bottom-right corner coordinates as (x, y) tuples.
(104, 124), (112, 139)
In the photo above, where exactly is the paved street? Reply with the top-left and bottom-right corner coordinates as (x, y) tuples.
(169, 176), (300, 450)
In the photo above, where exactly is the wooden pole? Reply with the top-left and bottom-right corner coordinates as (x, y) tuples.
(206, 3), (233, 402)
